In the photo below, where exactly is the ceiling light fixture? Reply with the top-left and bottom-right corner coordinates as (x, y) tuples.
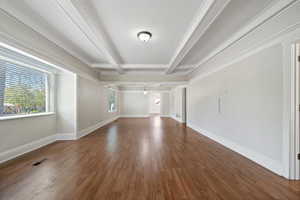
(137, 31), (152, 42)
(143, 87), (148, 95)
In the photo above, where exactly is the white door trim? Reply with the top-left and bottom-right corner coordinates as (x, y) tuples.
(288, 42), (300, 180)
(295, 43), (300, 179)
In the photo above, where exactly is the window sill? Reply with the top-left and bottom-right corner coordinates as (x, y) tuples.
(108, 111), (117, 113)
(0, 112), (55, 121)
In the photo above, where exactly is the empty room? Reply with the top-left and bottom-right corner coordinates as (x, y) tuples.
(0, 0), (300, 199)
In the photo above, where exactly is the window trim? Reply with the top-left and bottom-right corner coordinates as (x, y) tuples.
(0, 55), (53, 74)
(0, 112), (55, 121)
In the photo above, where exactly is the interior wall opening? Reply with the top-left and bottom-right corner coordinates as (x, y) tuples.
(149, 92), (161, 115)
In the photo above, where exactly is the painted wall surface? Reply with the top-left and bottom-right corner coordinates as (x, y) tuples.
(56, 72), (76, 134)
(77, 76), (119, 132)
(188, 44), (283, 164)
(120, 92), (149, 116)
(120, 91), (171, 117)
(170, 87), (185, 122)
(160, 92), (170, 116)
(0, 114), (56, 153)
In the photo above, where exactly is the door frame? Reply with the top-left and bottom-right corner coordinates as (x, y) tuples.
(283, 42), (300, 180)
(291, 42), (300, 180)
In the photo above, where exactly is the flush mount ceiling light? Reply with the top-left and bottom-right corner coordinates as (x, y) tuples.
(143, 86), (148, 95)
(137, 31), (152, 42)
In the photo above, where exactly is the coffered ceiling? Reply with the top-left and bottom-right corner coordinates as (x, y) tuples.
(0, 0), (284, 78)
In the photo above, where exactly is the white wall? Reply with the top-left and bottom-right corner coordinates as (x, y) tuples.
(0, 115), (56, 154)
(77, 76), (119, 135)
(170, 87), (185, 122)
(120, 91), (149, 117)
(188, 44), (283, 174)
(120, 91), (171, 117)
(160, 92), (170, 116)
(56, 72), (76, 135)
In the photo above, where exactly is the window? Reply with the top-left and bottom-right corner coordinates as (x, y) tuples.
(0, 59), (49, 117)
(108, 89), (117, 112)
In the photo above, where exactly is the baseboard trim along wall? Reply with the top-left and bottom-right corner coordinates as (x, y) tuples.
(187, 122), (284, 176)
(56, 133), (77, 140)
(119, 115), (149, 118)
(171, 115), (184, 123)
(77, 116), (119, 139)
(0, 116), (120, 164)
(160, 115), (171, 117)
(0, 135), (57, 164)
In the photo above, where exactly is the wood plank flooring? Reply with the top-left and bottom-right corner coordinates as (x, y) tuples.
(0, 116), (299, 200)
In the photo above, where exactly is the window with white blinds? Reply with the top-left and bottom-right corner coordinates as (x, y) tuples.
(0, 59), (49, 117)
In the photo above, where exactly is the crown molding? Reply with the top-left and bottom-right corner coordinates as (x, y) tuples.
(165, 0), (230, 74)
(119, 88), (171, 93)
(91, 63), (115, 69)
(92, 64), (169, 70)
(103, 80), (188, 92)
(93, 63), (192, 75)
(55, 0), (124, 74)
(188, 0), (297, 75)
(101, 81), (188, 86)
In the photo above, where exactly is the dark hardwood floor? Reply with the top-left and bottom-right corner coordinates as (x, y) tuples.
(0, 116), (299, 200)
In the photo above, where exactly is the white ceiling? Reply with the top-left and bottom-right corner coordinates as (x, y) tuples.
(0, 0), (282, 82)
(0, 0), (108, 65)
(179, 0), (275, 66)
(90, 0), (203, 64)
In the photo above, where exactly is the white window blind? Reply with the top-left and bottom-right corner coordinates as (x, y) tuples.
(0, 59), (48, 117)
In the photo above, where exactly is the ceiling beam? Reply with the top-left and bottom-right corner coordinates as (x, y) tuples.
(165, 0), (231, 74)
(93, 63), (193, 75)
(101, 81), (189, 86)
(55, 0), (124, 74)
(188, 0), (297, 75)
(92, 64), (169, 70)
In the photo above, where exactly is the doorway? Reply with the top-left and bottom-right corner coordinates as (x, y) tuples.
(149, 92), (161, 115)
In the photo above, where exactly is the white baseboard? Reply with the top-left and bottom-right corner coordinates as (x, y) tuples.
(187, 122), (284, 176)
(0, 135), (56, 164)
(56, 133), (77, 140)
(171, 115), (184, 123)
(160, 115), (171, 117)
(77, 116), (119, 139)
(0, 116), (120, 164)
(119, 115), (149, 118)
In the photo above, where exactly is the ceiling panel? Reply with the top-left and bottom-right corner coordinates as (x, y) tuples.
(0, 0), (108, 64)
(90, 0), (203, 64)
(179, 0), (276, 66)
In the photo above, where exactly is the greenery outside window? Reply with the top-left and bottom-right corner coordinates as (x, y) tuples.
(0, 59), (49, 118)
(108, 89), (117, 112)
